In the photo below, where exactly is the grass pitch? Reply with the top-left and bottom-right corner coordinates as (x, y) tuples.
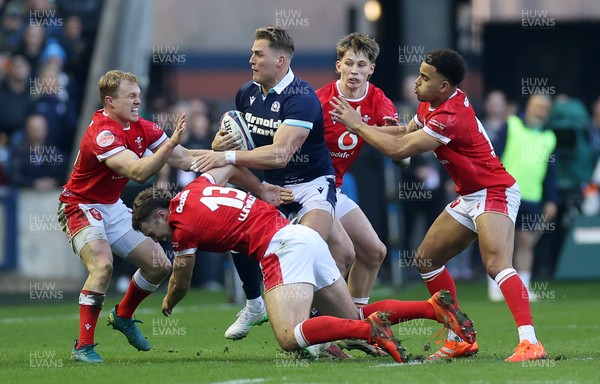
(1, 281), (598, 384)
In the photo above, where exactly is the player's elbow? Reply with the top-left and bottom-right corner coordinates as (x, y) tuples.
(272, 155), (289, 168)
(389, 148), (408, 161)
(130, 170), (151, 184)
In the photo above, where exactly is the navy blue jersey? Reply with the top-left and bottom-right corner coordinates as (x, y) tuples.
(235, 69), (333, 185)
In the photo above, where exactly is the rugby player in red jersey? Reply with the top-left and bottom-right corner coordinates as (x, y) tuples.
(317, 33), (401, 309)
(58, 70), (204, 363)
(130, 164), (476, 363)
(330, 49), (546, 362)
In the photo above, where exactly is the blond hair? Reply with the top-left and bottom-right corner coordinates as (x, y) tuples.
(98, 70), (138, 105)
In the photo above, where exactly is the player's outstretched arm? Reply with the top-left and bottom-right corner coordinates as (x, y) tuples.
(203, 165), (293, 206)
(104, 114), (186, 183)
(330, 96), (440, 161)
(162, 254), (195, 316)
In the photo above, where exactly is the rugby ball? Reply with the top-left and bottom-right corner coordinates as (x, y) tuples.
(393, 157), (411, 169)
(219, 110), (255, 150)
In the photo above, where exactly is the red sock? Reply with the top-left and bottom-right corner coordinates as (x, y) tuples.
(78, 290), (103, 348)
(499, 273), (533, 326)
(299, 316), (371, 345)
(116, 279), (152, 319)
(362, 300), (435, 324)
(423, 267), (458, 305)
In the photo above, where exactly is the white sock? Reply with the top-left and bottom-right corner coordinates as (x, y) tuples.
(293, 322), (309, 348)
(132, 269), (159, 292)
(518, 271), (532, 291)
(246, 296), (264, 312)
(518, 325), (538, 344)
(352, 297), (369, 307)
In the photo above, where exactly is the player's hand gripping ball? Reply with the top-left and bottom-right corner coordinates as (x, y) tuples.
(219, 110), (255, 150)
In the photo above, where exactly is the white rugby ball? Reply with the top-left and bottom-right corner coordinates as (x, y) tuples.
(219, 110), (255, 150)
(392, 157), (411, 169)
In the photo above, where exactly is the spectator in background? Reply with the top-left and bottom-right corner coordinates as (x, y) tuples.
(59, 15), (89, 98)
(481, 90), (509, 151)
(16, 25), (46, 77)
(0, 54), (32, 141)
(30, 53), (78, 155)
(487, 94), (557, 301)
(9, 113), (68, 190)
(0, 2), (26, 53)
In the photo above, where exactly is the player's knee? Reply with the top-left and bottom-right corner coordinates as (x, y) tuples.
(370, 241), (387, 265)
(355, 240), (386, 270)
(89, 260), (113, 279)
(484, 260), (511, 278)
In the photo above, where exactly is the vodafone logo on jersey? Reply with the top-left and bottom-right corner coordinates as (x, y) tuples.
(337, 131), (358, 151)
(96, 130), (115, 147)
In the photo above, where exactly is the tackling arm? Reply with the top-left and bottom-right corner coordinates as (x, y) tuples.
(104, 140), (178, 184)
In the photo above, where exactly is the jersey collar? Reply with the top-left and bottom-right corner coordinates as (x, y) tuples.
(255, 68), (295, 95)
(335, 79), (370, 102)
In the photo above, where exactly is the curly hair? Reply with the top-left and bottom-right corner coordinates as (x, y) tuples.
(98, 70), (138, 105)
(425, 49), (465, 86)
(131, 187), (172, 231)
(336, 32), (380, 63)
(254, 25), (295, 57)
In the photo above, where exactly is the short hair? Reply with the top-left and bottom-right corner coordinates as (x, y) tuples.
(131, 187), (172, 231)
(425, 49), (465, 86)
(98, 70), (138, 105)
(254, 25), (294, 57)
(336, 32), (380, 63)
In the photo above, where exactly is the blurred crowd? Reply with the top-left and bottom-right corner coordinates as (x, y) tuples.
(0, 0), (101, 188)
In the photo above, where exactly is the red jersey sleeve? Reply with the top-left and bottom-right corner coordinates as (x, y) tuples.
(141, 118), (168, 150)
(92, 122), (127, 162)
(172, 227), (198, 257)
(417, 104), (458, 145)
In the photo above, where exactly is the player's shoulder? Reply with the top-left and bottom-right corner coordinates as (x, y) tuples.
(238, 80), (258, 95)
(367, 83), (394, 104)
(136, 116), (161, 131)
(85, 110), (122, 146)
(315, 80), (336, 100)
(89, 110), (120, 132)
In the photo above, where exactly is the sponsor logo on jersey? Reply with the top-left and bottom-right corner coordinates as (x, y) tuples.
(337, 131), (358, 151)
(317, 187), (324, 193)
(96, 130), (115, 147)
(244, 112), (281, 137)
(428, 119), (446, 130)
(271, 101), (281, 113)
(176, 190), (190, 213)
(250, 96), (256, 105)
(88, 207), (102, 221)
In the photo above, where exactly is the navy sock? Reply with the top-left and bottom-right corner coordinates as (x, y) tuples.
(232, 252), (262, 300)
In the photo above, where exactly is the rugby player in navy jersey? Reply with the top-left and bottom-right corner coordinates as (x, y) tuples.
(192, 26), (354, 350)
